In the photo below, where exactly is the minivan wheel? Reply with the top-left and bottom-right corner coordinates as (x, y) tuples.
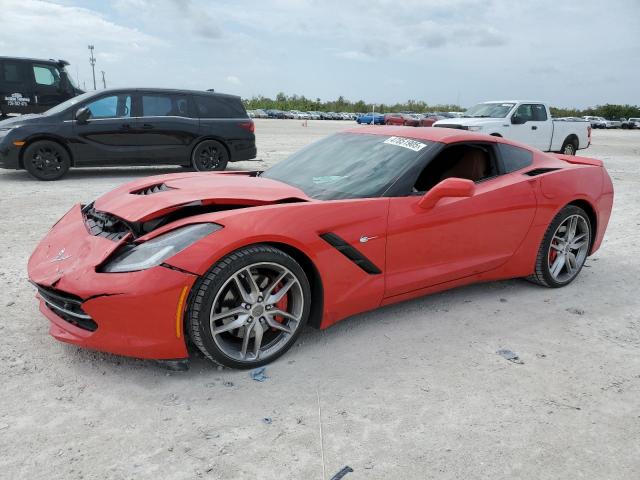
(23, 140), (71, 181)
(192, 140), (229, 171)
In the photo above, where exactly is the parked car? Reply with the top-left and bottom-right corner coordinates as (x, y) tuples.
(0, 88), (256, 180)
(266, 109), (285, 119)
(27, 126), (613, 368)
(416, 114), (443, 127)
(253, 109), (268, 119)
(434, 101), (591, 155)
(1, 56), (84, 117)
(626, 117), (640, 129)
(583, 116), (607, 129)
(603, 118), (621, 129)
(318, 111), (333, 120)
(292, 110), (310, 120)
(247, 110), (256, 118)
(356, 112), (385, 125)
(307, 111), (321, 120)
(384, 113), (419, 126)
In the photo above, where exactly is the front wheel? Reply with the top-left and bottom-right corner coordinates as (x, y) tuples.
(23, 140), (71, 180)
(528, 205), (591, 288)
(191, 140), (229, 171)
(186, 245), (311, 369)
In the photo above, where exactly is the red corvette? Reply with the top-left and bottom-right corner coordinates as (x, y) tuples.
(28, 127), (614, 369)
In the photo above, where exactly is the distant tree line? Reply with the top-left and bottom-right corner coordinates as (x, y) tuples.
(243, 92), (461, 113)
(244, 92), (640, 118)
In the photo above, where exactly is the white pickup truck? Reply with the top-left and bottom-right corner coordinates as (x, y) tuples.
(433, 101), (591, 155)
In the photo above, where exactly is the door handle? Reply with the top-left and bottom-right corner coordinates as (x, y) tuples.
(141, 123), (154, 129)
(531, 125), (538, 130)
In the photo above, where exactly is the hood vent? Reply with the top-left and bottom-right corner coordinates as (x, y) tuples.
(523, 168), (561, 177)
(131, 183), (173, 195)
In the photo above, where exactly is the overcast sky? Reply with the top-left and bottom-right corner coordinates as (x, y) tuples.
(2, 0), (638, 108)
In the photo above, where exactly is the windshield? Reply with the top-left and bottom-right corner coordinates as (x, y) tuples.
(463, 102), (515, 118)
(262, 133), (432, 200)
(43, 91), (96, 116)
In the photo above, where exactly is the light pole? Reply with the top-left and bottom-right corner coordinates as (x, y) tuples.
(88, 45), (96, 90)
(101, 71), (106, 89)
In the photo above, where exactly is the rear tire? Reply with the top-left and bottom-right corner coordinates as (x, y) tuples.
(186, 245), (311, 369)
(527, 205), (591, 288)
(561, 138), (577, 155)
(191, 140), (229, 171)
(23, 140), (70, 181)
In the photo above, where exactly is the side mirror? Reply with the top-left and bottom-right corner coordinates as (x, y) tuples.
(511, 115), (526, 125)
(418, 177), (475, 210)
(75, 107), (91, 124)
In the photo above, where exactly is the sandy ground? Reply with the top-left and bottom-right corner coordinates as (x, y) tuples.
(1, 121), (639, 479)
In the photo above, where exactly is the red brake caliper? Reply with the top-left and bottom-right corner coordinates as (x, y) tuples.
(272, 282), (288, 331)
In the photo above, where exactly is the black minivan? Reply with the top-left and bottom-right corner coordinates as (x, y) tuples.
(0, 57), (83, 117)
(0, 88), (256, 180)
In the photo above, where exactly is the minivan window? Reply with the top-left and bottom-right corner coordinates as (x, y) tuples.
(142, 94), (190, 117)
(33, 65), (59, 86)
(195, 95), (246, 118)
(85, 94), (132, 119)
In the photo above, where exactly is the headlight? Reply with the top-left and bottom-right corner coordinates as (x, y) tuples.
(467, 126), (483, 131)
(100, 223), (222, 273)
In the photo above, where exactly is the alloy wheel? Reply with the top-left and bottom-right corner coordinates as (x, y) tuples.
(209, 262), (304, 362)
(547, 214), (590, 283)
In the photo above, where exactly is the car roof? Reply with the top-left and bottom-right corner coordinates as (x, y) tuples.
(76, 87), (241, 100)
(344, 125), (504, 143)
(0, 56), (69, 66)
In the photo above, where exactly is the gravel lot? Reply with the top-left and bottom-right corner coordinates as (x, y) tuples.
(1, 121), (638, 479)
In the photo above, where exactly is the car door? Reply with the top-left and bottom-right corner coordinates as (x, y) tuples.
(133, 92), (199, 164)
(72, 92), (143, 165)
(31, 63), (67, 111)
(0, 60), (34, 115)
(508, 103), (553, 151)
(384, 141), (538, 298)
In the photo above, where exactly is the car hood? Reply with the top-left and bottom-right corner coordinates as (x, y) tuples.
(0, 114), (46, 128)
(93, 171), (312, 223)
(432, 117), (502, 127)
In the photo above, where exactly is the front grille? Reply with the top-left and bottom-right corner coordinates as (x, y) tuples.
(131, 183), (172, 195)
(82, 203), (132, 241)
(35, 284), (97, 331)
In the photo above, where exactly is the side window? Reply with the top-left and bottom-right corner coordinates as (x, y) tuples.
(142, 94), (190, 117)
(2, 62), (23, 83)
(532, 104), (548, 121)
(413, 144), (497, 193)
(498, 143), (533, 173)
(513, 104), (534, 122)
(85, 94), (132, 119)
(33, 65), (60, 86)
(196, 95), (246, 118)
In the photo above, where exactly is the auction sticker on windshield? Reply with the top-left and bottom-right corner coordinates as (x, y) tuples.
(383, 136), (427, 152)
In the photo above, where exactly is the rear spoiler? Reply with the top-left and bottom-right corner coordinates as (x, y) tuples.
(554, 154), (603, 167)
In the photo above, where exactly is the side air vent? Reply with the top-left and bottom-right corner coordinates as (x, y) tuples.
(523, 168), (561, 177)
(319, 233), (382, 275)
(131, 183), (172, 195)
(434, 124), (467, 130)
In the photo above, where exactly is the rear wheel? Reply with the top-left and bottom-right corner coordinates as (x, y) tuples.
(528, 205), (591, 288)
(191, 140), (229, 171)
(23, 140), (70, 181)
(187, 245), (311, 369)
(561, 138), (578, 155)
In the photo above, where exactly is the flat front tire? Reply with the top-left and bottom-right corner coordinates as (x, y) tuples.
(186, 245), (311, 369)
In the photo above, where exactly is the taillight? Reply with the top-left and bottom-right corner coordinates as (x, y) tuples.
(239, 121), (255, 133)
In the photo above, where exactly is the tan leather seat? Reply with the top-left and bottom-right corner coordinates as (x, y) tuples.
(439, 149), (489, 182)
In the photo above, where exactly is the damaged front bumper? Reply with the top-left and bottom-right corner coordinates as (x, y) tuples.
(27, 204), (198, 360)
